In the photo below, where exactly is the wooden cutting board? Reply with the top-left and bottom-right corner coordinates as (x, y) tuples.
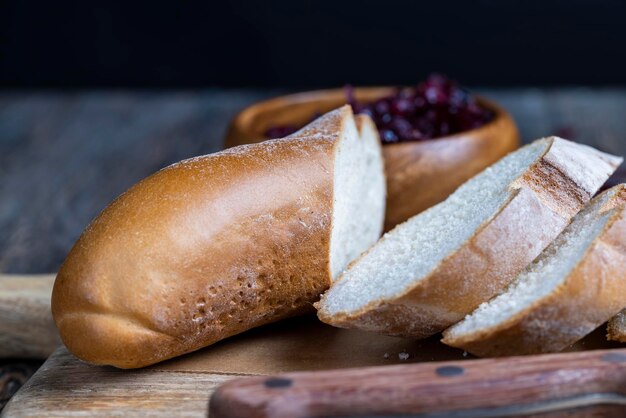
(2, 312), (624, 417)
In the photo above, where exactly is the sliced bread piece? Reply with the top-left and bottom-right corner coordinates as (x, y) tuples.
(442, 184), (626, 356)
(316, 137), (621, 338)
(608, 309), (626, 342)
(52, 106), (386, 368)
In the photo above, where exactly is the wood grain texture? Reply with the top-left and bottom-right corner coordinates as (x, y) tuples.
(1, 348), (239, 417)
(0, 361), (42, 411)
(0, 90), (277, 274)
(1, 316), (623, 417)
(0, 274), (57, 412)
(0, 275), (59, 358)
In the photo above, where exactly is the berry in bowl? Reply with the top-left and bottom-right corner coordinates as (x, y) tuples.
(226, 74), (519, 229)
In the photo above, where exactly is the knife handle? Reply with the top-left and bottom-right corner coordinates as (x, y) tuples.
(209, 348), (626, 418)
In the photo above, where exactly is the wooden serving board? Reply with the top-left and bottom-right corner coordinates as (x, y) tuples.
(2, 313), (624, 417)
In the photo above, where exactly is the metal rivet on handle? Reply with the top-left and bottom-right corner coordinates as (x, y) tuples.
(264, 378), (293, 388)
(435, 365), (465, 377)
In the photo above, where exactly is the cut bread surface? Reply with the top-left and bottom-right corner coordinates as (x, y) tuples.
(317, 137), (621, 339)
(328, 115), (386, 279)
(287, 107), (386, 280)
(443, 184), (626, 356)
(321, 140), (546, 315)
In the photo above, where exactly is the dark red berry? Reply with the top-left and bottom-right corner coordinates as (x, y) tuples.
(264, 73), (494, 144)
(264, 125), (299, 138)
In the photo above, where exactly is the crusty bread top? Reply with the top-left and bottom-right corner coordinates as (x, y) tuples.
(511, 138), (622, 218)
(287, 107), (347, 140)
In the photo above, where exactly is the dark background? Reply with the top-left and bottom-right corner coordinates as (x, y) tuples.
(1, 0), (625, 89)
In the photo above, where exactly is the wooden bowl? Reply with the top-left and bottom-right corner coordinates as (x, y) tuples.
(225, 88), (520, 230)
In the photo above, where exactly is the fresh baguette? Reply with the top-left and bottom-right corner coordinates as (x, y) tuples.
(608, 309), (626, 342)
(317, 137), (621, 338)
(442, 184), (626, 356)
(52, 106), (386, 368)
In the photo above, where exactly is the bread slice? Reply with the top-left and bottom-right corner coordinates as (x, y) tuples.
(443, 184), (626, 356)
(52, 106), (386, 368)
(317, 137), (621, 338)
(608, 309), (626, 342)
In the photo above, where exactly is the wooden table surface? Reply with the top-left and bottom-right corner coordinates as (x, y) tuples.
(2, 316), (623, 418)
(1, 88), (626, 415)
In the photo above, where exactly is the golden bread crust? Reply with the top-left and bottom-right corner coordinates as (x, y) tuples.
(53, 107), (357, 368)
